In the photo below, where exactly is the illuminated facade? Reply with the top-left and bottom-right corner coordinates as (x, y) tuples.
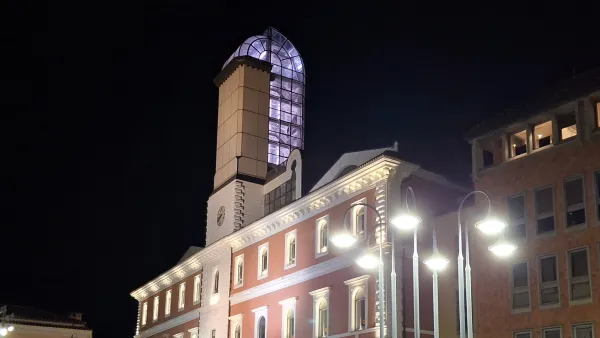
(131, 28), (467, 338)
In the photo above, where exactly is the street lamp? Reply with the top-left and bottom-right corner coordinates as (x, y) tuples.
(0, 306), (14, 337)
(390, 187), (421, 338)
(424, 228), (449, 338)
(457, 190), (513, 338)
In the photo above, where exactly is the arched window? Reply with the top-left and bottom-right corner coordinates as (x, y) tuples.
(318, 299), (328, 338)
(355, 206), (366, 236)
(234, 324), (241, 338)
(236, 259), (244, 285)
(353, 288), (366, 331)
(258, 316), (266, 338)
(260, 248), (268, 276)
(213, 270), (219, 294)
(319, 220), (328, 253)
(286, 309), (295, 338)
(288, 236), (296, 265)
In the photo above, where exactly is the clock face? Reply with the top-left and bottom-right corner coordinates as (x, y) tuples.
(217, 206), (225, 227)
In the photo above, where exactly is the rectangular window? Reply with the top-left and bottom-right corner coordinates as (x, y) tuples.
(193, 275), (201, 304)
(539, 255), (559, 306)
(508, 194), (526, 239)
(511, 262), (530, 311)
(564, 177), (586, 228)
(178, 283), (186, 310)
(534, 120), (553, 149)
(596, 102), (600, 128)
(153, 296), (159, 321)
(355, 296), (365, 330)
(141, 302), (148, 326)
(353, 202), (366, 237)
(568, 248), (591, 302)
(318, 306), (328, 338)
(573, 323), (594, 338)
(515, 331), (532, 338)
(211, 329), (216, 338)
(595, 171), (600, 221)
(535, 187), (555, 235)
(542, 327), (562, 338)
(509, 129), (527, 157)
(235, 255), (244, 287)
(558, 112), (577, 141)
(165, 290), (172, 317)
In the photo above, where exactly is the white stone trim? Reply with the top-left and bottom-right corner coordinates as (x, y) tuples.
(279, 297), (297, 338)
(193, 274), (202, 305)
(257, 242), (269, 280)
(137, 310), (200, 338)
(141, 301), (148, 327)
(252, 306), (268, 338)
(153, 296), (160, 322)
(310, 287), (330, 338)
(188, 327), (199, 338)
(284, 230), (297, 270)
(314, 215), (329, 259)
(230, 253), (354, 305)
(165, 289), (172, 317)
(234, 254), (244, 289)
(344, 275), (370, 332)
(173, 333), (184, 338)
(178, 282), (186, 311)
(131, 157), (407, 300)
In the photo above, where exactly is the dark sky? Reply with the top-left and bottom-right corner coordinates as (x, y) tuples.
(3, 1), (600, 337)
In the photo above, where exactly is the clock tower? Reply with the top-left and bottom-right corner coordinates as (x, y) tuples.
(206, 28), (306, 246)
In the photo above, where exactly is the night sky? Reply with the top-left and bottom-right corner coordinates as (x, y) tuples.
(4, 1), (600, 337)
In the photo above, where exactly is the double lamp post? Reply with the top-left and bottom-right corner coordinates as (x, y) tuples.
(329, 188), (517, 338)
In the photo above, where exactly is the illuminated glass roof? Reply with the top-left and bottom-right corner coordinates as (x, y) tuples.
(222, 27), (305, 84)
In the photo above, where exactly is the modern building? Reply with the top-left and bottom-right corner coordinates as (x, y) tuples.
(131, 27), (469, 338)
(466, 71), (600, 338)
(2, 305), (92, 338)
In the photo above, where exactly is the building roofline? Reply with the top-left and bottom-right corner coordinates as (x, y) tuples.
(213, 56), (272, 87)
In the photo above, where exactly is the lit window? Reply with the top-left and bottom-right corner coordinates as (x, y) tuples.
(511, 262), (530, 311)
(539, 255), (559, 306)
(153, 296), (159, 321)
(285, 309), (295, 338)
(535, 187), (555, 235)
(178, 282), (186, 310)
(568, 248), (591, 303)
(235, 255), (244, 287)
(141, 302), (148, 326)
(595, 171), (600, 221)
(558, 112), (577, 140)
(258, 243), (269, 279)
(507, 194), (526, 239)
(542, 327), (561, 338)
(565, 177), (586, 228)
(533, 120), (553, 149)
(193, 275), (201, 304)
(318, 299), (328, 338)
(285, 231), (297, 269)
(257, 316), (266, 338)
(213, 270), (220, 294)
(509, 130), (527, 157)
(514, 331), (532, 338)
(235, 324), (241, 338)
(573, 323), (594, 338)
(165, 290), (172, 317)
(353, 204), (366, 236)
(316, 216), (328, 257)
(353, 288), (366, 330)
(596, 102), (600, 128)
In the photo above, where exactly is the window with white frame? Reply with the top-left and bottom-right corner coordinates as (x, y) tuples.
(178, 282), (186, 310)
(511, 261), (530, 311)
(165, 290), (172, 316)
(285, 309), (295, 338)
(258, 243), (269, 279)
(514, 331), (532, 338)
(539, 254), (559, 306)
(354, 204), (366, 237)
(309, 287), (330, 338)
(141, 302), (148, 326)
(188, 328), (199, 338)
(565, 176), (586, 228)
(285, 230), (297, 269)
(533, 120), (553, 149)
(229, 314), (243, 338)
(235, 255), (244, 287)
(234, 324), (241, 338)
(509, 129), (528, 157)
(257, 317), (266, 338)
(595, 170), (600, 221)
(252, 306), (268, 338)
(535, 186), (555, 235)
(194, 275), (201, 304)
(508, 194), (526, 239)
(279, 298), (296, 338)
(573, 323), (594, 338)
(211, 329), (216, 338)
(568, 247), (591, 302)
(315, 216), (328, 257)
(213, 270), (220, 294)
(542, 327), (561, 338)
(344, 275), (369, 332)
(557, 112), (578, 141)
(153, 296), (159, 321)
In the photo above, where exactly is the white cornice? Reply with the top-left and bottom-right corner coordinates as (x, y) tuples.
(344, 275), (370, 287)
(136, 310), (199, 338)
(230, 254), (355, 305)
(132, 156), (411, 301)
(308, 286), (330, 298)
(10, 324), (92, 338)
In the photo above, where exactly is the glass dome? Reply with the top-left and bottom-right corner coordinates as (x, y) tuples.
(223, 28), (305, 166)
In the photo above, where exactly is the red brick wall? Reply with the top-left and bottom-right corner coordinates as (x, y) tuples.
(472, 138), (600, 338)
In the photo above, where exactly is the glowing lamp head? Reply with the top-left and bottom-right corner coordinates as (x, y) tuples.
(488, 238), (517, 257)
(390, 212), (422, 230)
(355, 252), (380, 269)
(329, 230), (357, 249)
(0, 328), (7, 336)
(474, 218), (507, 235)
(424, 253), (450, 271)
(7, 327), (13, 333)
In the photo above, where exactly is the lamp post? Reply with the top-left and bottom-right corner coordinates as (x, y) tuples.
(424, 228), (449, 338)
(0, 306), (14, 337)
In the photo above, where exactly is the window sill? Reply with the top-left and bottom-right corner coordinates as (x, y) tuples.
(165, 314), (171, 318)
(565, 223), (587, 232)
(315, 251), (328, 259)
(511, 307), (531, 314)
(536, 231), (556, 239)
(284, 262), (297, 270)
(539, 303), (561, 310)
(193, 300), (200, 306)
(234, 281), (243, 289)
(258, 272), (268, 280)
(569, 298), (592, 306)
(178, 307), (185, 312)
